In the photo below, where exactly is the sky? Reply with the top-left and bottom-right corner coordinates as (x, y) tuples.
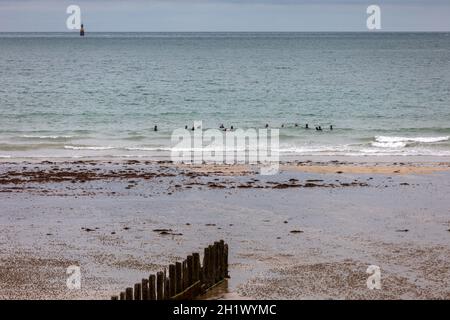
(0, 0), (449, 32)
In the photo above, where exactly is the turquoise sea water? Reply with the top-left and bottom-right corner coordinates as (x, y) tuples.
(0, 32), (449, 160)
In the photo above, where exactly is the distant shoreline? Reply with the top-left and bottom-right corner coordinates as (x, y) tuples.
(1, 155), (450, 165)
(2, 31), (450, 34)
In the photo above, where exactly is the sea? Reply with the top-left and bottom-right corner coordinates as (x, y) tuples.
(1, 32), (449, 161)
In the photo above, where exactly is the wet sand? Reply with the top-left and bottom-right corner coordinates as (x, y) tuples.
(0, 160), (450, 299)
(285, 162), (450, 175)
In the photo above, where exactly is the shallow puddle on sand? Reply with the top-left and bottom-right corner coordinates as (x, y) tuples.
(197, 280), (250, 300)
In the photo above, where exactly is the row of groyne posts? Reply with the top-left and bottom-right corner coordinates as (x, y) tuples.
(111, 240), (229, 300)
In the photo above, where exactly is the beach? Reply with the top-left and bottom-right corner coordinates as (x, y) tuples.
(1, 32), (450, 300)
(1, 159), (449, 299)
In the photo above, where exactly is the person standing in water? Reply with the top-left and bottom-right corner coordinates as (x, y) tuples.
(80, 24), (85, 36)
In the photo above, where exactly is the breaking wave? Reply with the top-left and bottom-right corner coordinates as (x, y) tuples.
(371, 136), (449, 148)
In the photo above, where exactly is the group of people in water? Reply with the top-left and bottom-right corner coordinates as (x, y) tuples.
(173, 123), (334, 132)
(266, 123), (333, 131)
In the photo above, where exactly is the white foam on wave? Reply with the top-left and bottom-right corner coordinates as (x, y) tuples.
(278, 145), (355, 154)
(371, 141), (407, 148)
(22, 135), (73, 139)
(126, 147), (171, 151)
(278, 143), (450, 156)
(64, 146), (115, 150)
(374, 136), (449, 144)
(371, 136), (449, 149)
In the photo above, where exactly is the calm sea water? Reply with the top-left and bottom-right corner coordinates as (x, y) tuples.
(1, 32), (449, 160)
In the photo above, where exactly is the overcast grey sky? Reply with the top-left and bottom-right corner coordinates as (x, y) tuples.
(0, 0), (449, 32)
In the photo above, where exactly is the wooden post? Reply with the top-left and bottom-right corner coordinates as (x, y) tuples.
(187, 255), (194, 286)
(224, 243), (229, 278)
(216, 242), (222, 282)
(125, 287), (133, 300)
(193, 252), (200, 283)
(149, 274), (156, 300)
(217, 242), (222, 281)
(111, 295), (118, 300)
(163, 268), (168, 300)
(218, 240), (225, 280)
(202, 247), (211, 285)
(134, 283), (142, 300)
(182, 260), (188, 290)
(142, 278), (149, 300)
(156, 271), (164, 300)
(213, 243), (219, 283)
(169, 264), (176, 297)
(119, 292), (125, 300)
(175, 262), (182, 294)
(164, 277), (170, 300)
(208, 245), (214, 285)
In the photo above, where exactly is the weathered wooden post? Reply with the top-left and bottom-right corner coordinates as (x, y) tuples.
(142, 278), (149, 300)
(164, 272), (170, 300)
(203, 246), (210, 286)
(125, 287), (133, 300)
(216, 241), (222, 282)
(156, 271), (164, 300)
(208, 245), (214, 285)
(224, 243), (229, 278)
(149, 274), (156, 300)
(212, 243), (218, 283)
(187, 255), (194, 286)
(119, 292), (125, 300)
(182, 260), (188, 290)
(169, 264), (176, 297)
(175, 262), (182, 294)
(111, 295), (118, 300)
(193, 252), (200, 283)
(218, 241), (224, 280)
(134, 283), (142, 300)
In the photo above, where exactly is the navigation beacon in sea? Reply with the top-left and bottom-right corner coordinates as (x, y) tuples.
(80, 24), (85, 36)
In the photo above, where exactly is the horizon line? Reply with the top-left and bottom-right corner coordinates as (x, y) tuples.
(1, 30), (450, 33)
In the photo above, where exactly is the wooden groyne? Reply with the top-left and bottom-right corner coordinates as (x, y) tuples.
(111, 240), (229, 300)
